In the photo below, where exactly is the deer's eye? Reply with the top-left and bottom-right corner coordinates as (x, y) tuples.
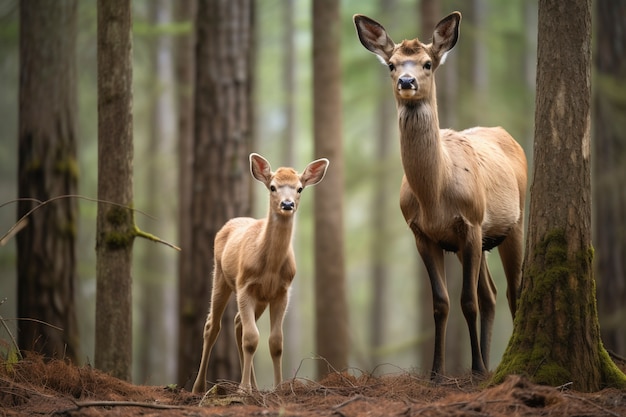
(270, 185), (276, 192)
(423, 61), (432, 70)
(387, 62), (395, 71)
(297, 187), (303, 194)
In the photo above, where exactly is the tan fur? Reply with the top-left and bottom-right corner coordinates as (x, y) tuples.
(192, 153), (329, 393)
(355, 12), (527, 378)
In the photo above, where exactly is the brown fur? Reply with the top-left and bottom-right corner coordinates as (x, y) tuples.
(355, 12), (527, 378)
(192, 153), (328, 393)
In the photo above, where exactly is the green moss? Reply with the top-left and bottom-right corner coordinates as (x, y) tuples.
(104, 229), (136, 249)
(103, 206), (135, 249)
(58, 220), (77, 239)
(491, 228), (626, 390)
(106, 205), (132, 226)
(54, 156), (80, 180)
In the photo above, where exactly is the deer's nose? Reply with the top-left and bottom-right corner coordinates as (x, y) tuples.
(398, 76), (416, 90)
(281, 201), (295, 211)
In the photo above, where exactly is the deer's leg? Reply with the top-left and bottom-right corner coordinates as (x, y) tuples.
(413, 231), (448, 380)
(192, 268), (232, 394)
(237, 291), (260, 391)
(477, 254), (496, 369)
(268, 291), (289, 387)
(459, 226), (487, 374)
(497, 221), (524, 319)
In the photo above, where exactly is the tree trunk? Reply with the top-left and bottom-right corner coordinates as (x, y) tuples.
(492, 0), (626, 391)
(281, 0), (301, 376)
(184, 0), (253, 386)
(174, 0), (197, 388)
(312, 0), (349, 379)
(593, 0), (626, 358)
(17, 0), (80, 363)
(95, 0), (134, 382)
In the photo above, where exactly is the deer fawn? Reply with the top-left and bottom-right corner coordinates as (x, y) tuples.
(192, 153), (329, 393)
(354, 12), (527, 378)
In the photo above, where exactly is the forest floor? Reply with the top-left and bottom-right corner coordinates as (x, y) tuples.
(1, 353), (626, 416)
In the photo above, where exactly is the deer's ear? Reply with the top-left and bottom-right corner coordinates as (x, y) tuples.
(300, 158), (329, 188)
(250, 153), (273, 186)
(353, 14), (396, 62)
(431, 11), (461, 63)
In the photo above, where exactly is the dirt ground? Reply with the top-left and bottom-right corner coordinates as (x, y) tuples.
(1, 353), (625, 416)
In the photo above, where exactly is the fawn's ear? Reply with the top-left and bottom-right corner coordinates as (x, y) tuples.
(431, 11), (461, 64)
(250, 153), (273, 187)
(353, 14), (396, 62)
(300, 158), (329, 188)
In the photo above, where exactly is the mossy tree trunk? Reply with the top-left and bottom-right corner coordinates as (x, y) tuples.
(17, 0), (80, 363)
(94, 0), (134, 382)
(492, 0), (626, 391)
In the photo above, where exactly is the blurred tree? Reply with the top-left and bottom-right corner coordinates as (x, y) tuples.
(180, 0), (253, 388)
(94, 0), (134, 381)
(369, 0), (396, 370)
(281, 0), (302, 376)
(493, 0), (626, 391)
(593, 0), (626, 358)
(137, 0), (177, 384)
(312, 0), (349, 378)
(175, 0), (197, 387)
(17, 0), (80, 362)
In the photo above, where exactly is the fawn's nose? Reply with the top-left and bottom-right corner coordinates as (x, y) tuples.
(398, 76), (416, 90)
(280, 201), (295, 211)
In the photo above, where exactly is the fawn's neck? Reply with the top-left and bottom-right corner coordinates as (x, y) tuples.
(258, 211), (294, 271)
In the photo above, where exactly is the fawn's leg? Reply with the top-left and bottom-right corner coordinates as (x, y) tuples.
(268, 291), (289, 387)
(192, 267), (232, 394)
(237, 291), (259, 391)
(235, 302), (266, 390)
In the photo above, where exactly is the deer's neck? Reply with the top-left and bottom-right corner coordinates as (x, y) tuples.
(259, 211), (294, 271)
(397, 98), (449, 205)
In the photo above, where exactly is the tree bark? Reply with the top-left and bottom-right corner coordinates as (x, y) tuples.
(312, 0), (349, 378)
(492, 0), (626, 391)
(182, 0), (253, 386)
(593, 0), (626, 358)
(17, 0), (80, 363)
(95, 0), (134, 382)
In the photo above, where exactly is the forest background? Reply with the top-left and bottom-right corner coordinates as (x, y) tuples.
(0, 0), (624, 390)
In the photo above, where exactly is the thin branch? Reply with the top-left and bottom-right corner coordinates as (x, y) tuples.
(1, 317), (64, 331)
(563, 393), (622, 417)
(59, 400), (185, 413)
(135, 227), (181, 251)
(1, 195), (182, 251)
(0, 309), (23, 361)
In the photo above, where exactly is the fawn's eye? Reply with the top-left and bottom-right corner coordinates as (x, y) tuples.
(270, 185), (276, 192)
(297, 187), (303, 193)
(388, 62), (395, 71)
(423, 61), (432, 70)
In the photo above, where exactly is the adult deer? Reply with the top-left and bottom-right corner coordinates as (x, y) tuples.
(354, 12), (527, 378)
(192, 153), (329, 393)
